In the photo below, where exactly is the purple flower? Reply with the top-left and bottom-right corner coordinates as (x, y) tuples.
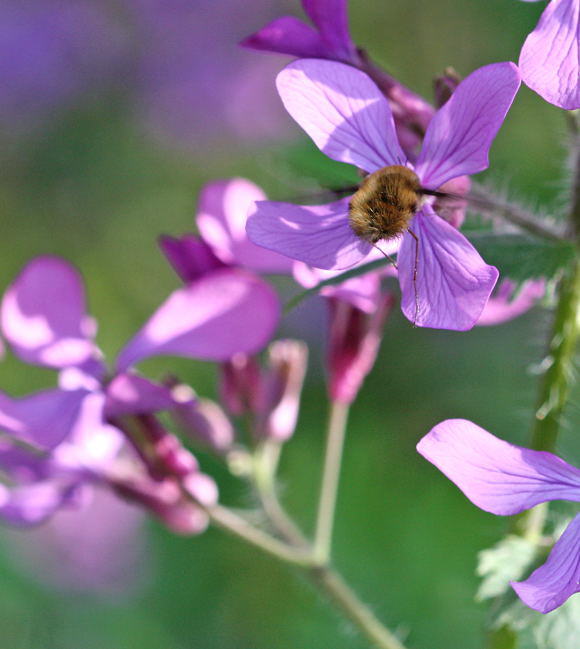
(160, 178), (294, 279)
(240, 0), (359, 65)
(242, 0), (437, 159)
(3, 488), (146, 594)
(417, 419), (580, 613)
(0, 254), (279, 525)
(518, 0), (579, 110)
(247, 59), (521, 330)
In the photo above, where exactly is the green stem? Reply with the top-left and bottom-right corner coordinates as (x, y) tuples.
(252, 440), (309, 547)
(488, 112), (580, 649)
(309, 567), (408, 649)
(530, 260), (580, 452)
(207, 504), (314, 566)
(207, 501), (409, 649)
(314, 401), (350, 562)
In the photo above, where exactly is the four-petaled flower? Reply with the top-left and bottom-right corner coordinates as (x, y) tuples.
(248, 59), (521, 330)
(417, 419), (580, 613)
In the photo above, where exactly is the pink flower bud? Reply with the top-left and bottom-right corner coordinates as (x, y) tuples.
(327, 295), (394, 404)
(171, 384), (236, 454)
(257, 340), (308, 442)
(433, 67), (462, 108)
(219, 353), (262, 415)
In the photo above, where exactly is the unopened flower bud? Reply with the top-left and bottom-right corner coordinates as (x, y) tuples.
(327, 295), (394, 404)
(433, 67), (462, 108)
(258, 340), (308, 442)
(172, 394), (236, 454)
(220, 353), (261, 415)
(112, 475), (211, 536)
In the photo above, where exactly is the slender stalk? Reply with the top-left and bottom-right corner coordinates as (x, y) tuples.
(488, 112), (580, 649)
(253, 440), (309, 547)
(530, 259), (580, 452)
(469, 183), (566, 243)
(207, 502), (410, 649)
(314, 401), (350, 562)
(207, 504), (314, 566)
(309, 567), (408, 649)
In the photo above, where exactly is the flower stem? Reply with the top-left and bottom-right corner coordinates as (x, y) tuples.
(487, 112), (580, 649)
(308, 566), (407, 649)
(469, 182), (566, 243)
(252, 440), (309, 547)
(314, 400), (350, 563)
(207, 503), (314, 566)
(530, 260), (580, 452)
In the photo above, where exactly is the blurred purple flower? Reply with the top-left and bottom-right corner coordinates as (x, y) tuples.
(0, 0), (125, 127)
(248, 59), (521, 330)
(0, 254), (279, 525)
(518, 0), (579, 110)
(161, 178), (294, 279)
(477, 279), (546, 326)
(417, 419), (580, 613)
(241, 0), (359, 64)
(3, 488), (146, 595)
(130, 0), (291, 146)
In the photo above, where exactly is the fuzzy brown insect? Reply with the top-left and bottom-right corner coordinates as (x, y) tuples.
(348, 165), (423, 243)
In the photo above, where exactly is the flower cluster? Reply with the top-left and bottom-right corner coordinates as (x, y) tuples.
(2, 0), (578, 635)
(0, 252), (278, 532)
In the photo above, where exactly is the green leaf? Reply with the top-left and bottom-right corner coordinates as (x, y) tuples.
(284, 258), (392, 313)
(476, 535), (537, 601)
(468, 233), (575, 283)
(496, 597), (580, 649)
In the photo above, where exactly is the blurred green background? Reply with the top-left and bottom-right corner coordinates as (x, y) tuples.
(0, 1), (577, 648)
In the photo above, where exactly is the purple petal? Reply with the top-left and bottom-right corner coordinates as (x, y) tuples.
(197, 178), (294, 273)
(1, 256), (98, 369)
(519, 0), (579, 110)
(302, 0), (357, 61)
(276, 59), (406, 173)
(104, 373), (177, 419)
(52, 391), (123, 472)
(0, 388), (88, 450)
(417, 419), (580, 515)
(247, 197), (371, 270)
(398, 207), (499, 330)
(0, 480), (80, 527)
(293, 260), (384, 313)
(240, 16), (328, 58)
(416, 63), (521, 189)
(477, 279), (545, 326)
(116, 268), (280, 371)
(511, 514), (580, 614)
(159, 235), (226, 283)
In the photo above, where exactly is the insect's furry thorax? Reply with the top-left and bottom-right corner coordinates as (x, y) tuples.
(348, 165), (421, 243)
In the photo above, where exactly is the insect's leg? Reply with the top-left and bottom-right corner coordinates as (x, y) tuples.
(407, 228), (420, 326)
(371, 242), (398, 269)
